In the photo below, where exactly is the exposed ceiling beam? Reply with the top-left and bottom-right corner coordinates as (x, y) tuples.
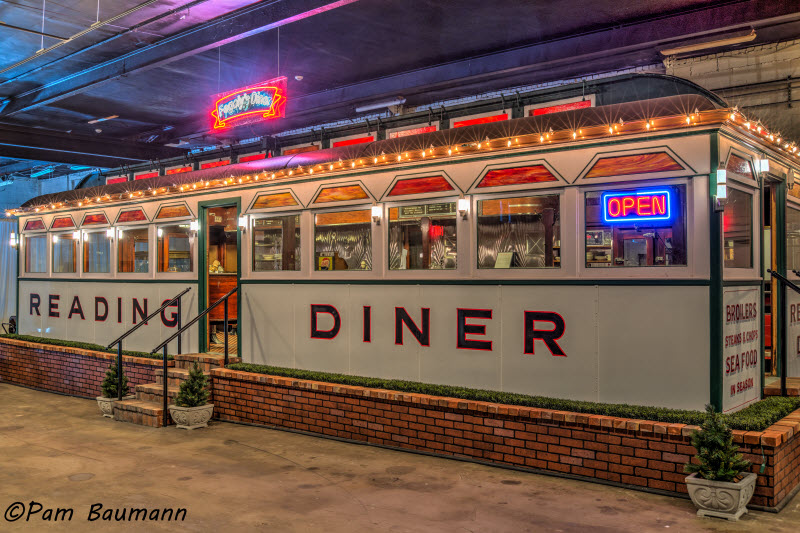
(288, 2), (800, 112)
(154, 0), (800, 142)
(0, 0), (359, 117)
(0, 123), (187, 167)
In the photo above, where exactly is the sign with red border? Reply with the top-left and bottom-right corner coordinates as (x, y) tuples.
(211, 76), (287, 130)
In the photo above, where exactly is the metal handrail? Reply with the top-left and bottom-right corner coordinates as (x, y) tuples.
(768, 269), (800, 295)
(148, 286), (238, 427)
(105, 286), (192, 402)
(106, 287), (192, 350)
(151, 286), (238, 356)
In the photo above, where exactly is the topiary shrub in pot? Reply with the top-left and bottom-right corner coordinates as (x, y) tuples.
(168, 361), (213, 430)
(685, 405), (756, 521)
(96, 363), (133, 417)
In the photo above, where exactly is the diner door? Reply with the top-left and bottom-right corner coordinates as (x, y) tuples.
(201, 203), (240, 357)
(764, 180), (785, 392)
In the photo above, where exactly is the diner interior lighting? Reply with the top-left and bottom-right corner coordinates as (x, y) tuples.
(457, 197), (470, 218)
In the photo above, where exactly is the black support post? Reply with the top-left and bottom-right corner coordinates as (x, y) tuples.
(163, 346), (169, 427)
(177, 296), (182, 355)
(224, 298), (229, 366)
(117, 343), (123, 401)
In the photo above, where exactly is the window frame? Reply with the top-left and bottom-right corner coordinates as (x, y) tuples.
(577, 177), (695, 279)
(23, 233), (48, 275)
(156, 222), (195, 277)
(311, 205), (376, 277)
(81, 228), (114, 278)
(474, 191), (563, 272)
(471, 189), (566, 280)
(116, 224), (152, 277)
(722, 180), (760, 281)
(50, 230), (79, 277)
(383, 195), (468, 280)
(250, 211), (304, 275)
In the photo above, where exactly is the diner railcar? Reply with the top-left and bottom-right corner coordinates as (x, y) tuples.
(10, 75), (800, 413)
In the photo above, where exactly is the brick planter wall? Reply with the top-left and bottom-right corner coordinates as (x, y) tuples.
(0, 337), (172, 399)
(211, 368), (800, 510)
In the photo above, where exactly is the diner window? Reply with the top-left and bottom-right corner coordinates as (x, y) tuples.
(584, 185), (687, 267)
(253, 215), (301, 271)
(477, 194), (560, 268)
(83, 231), (110, 273)
(389, 202), (457, 270)
(314, 209), (372, 271)
(25, 235), (46, 273)
(157, 224), (192, 272)
(789, 206), (800, 272)
(118, 227), (149, 273)
(723, 188), (753, 269)
(52, 233), (78, 273)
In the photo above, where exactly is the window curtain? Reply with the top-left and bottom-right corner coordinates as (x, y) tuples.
(0, 219), (17, 327)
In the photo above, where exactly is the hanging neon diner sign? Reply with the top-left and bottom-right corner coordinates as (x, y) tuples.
(211, 76), (287, 130)
(601, 188), (672, 223)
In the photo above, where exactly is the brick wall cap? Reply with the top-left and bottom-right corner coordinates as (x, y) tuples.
(0, 337), (171, 366)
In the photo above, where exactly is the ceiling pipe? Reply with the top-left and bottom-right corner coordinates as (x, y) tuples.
(0, 21), (68, 41)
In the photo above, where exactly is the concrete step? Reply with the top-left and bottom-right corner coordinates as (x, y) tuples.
(135, 383), (180, 403)
(175, 353), (241, 372)
(113, 399), (171, 427)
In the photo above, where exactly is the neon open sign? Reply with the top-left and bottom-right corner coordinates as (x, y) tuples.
(211, 76), (287, 130)
(601, 188), (672, 223)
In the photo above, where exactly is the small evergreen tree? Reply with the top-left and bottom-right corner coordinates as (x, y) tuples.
(685, 404), (751, 482)
(101, 363), (129, 398)
(174, 361), (209, 407)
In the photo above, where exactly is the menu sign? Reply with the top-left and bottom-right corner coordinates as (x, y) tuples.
(722, 287), (761, 413)
(399, 203), (455, 219)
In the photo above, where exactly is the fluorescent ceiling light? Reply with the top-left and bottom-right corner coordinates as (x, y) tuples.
(355, 97), (406, 113)
(660, 30), (756, 56)
(88, 115), (119, 124)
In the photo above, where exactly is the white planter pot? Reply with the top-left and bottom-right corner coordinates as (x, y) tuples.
(685, 472), (757, 521)
(96, 395), (134, 418)
(168, 404), (214, 430)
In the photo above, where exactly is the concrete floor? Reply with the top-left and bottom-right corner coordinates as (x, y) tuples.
(2, 383), (800, 532)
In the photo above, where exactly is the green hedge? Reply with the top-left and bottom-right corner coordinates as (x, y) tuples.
(0, 334), (172, 361)
(226, 362), (800, 432)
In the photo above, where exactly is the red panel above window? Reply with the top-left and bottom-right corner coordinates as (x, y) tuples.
(51, 216), (75, 229)
(239, 153), (266, 162)
(332, 136), (374, 148)
(117, 208), (147, 223)
(166, 166), (193, 175)
(531, 100), (592, 116)
(283, 145), (320, 155)
(388, 125), (438, 139)
(477, 165), (558, 188)
(200, 160), (230, 169)
(453, 113), (508, 128)
(134, 171), (159, 180)
(24, 219), (45, 231)
(388, 176), (454, 196)
(585, 153), (683, 179)
(106, 176), (127, 185)
(83, 213), (109, 226)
